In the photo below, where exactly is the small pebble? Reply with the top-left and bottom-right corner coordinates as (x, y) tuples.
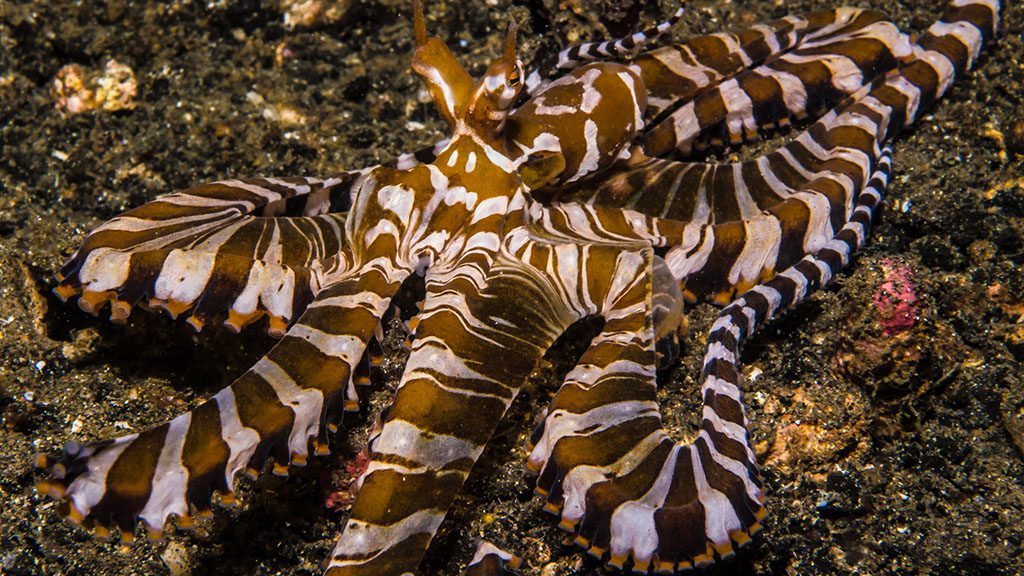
(62, 327), (101, 364)
(1007, 117), (1024, 156)
(282, 0), (352, 29)
(161, 541), (191, 576)
(968, 239), (997, 264)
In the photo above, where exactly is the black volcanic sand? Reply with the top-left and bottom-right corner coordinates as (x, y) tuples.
(1, 1), (1022, 574)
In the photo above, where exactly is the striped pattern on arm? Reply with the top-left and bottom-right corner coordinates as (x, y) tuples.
(55, 175), (361, 335)
(36, 268), (404, 543)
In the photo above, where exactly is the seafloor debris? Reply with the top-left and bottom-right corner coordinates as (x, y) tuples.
(983, 121), (1008, 161)
(759, 386), (870, 479)
(160, 540), (192, 576)
(61, 327), (101, 365)
(51, 59), (137, 116)
(983, 116), (1024, 159)
(872, 258), (919, 336)
(324, 450), (370, 512)
(1007, 116), (1024, 156)
(836, 257), (971, 396)
(986, 283), (1024, 358)
(17, 260), (50, 340)
(983, 176), (1024, 200)
(763, 419), (869, 479)
(281, 0), (352, 28)
(245, 90), (308, 127)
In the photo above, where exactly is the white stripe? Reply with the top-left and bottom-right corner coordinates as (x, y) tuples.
(729, 214), (782, 287)
(287, 323), (361, 362)
(153, 249), (216, 306)
(718, 79), (756, 138)
(370, 418), (482, 470)
(669, 101), (701, 150)
(78, 248), (131, 292)
(559, 431), (667, 525)
(916, 47), (957, 99)
(691, 444), (743, 546)
(329, 511), (445, 564)
(701, 374), (742, 402)
(214, 387), (261, 484)
(766, 69), (809, 116)
(138, 413), (191, 530)
(608, 441), (680, 563)
(66, 436), (133, 517)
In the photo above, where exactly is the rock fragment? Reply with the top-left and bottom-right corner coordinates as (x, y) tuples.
(52, 59), (137, 116)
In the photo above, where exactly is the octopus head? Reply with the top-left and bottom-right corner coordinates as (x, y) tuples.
(410, 0), (523, 140)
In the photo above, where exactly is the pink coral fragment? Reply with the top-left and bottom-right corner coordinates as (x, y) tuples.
(872, 258), (919, 335)
(52, 59), (137, 116)
(324, 450), (370, 512)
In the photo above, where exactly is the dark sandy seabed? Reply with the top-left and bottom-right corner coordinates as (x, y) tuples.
(1, 0), (1022, 574)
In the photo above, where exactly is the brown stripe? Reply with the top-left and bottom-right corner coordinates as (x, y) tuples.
(351, 468), (463, 524)
(869, 84), (911, 136)
(549, 375), (657, 414)
(117, 249), (175, 302)
(579, 439), (675, 549)
(803, 176), (850, 236)
(738, 72), (788, 128)
(741, 160), (786, 210)
(707, 165), (742, 223)
(385, 378), (508, 441)
(767, 197), (812, 272)
(920, 33), (970, 73)
(327, 531), (432, 575)
(183, 182), (274, 206)
(942, 3), (998, 36)
(272, 334), (352, 397)
(182, 400), (232, 509)
(665, 164), (709, 221)
(125, 200), (234, 221)
(539, 417), (662, 495)
(685, 220), (745, 297)
(277, 220), (316, 265)
(734, 27), (775, 63)
(703, 387), (745, 426)
(215, 218), (270, 261)
(692, 91), (730, 142)
(653, 448), (707, 563)
(90, 424), (169, 531)
(188, 253), (257, 323)
(232, 371), (296, 469)
(687, 35), (744, 76)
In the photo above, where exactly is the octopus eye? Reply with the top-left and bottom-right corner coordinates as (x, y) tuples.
(507, 73), (520, 88)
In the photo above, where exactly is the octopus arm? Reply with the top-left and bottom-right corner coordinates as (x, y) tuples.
(325, 251), (575, 575)
(641, 15), (913, 155)
(56, 176), (358, 335)
(36, 269), (403, 542)
(525, 150), (892, 574)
